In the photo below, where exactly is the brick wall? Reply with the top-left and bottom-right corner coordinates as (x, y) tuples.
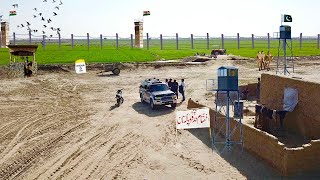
(187, 99), (320, 176)
(260, 74), (320, 139)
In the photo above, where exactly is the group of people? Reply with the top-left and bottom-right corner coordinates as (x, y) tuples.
(165, 79), (186, 102)
(257, 51), (273, 71)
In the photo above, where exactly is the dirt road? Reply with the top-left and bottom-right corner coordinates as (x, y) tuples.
(0, 57), (319, 179)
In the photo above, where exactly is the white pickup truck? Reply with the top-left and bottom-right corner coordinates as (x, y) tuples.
(139, 79), (177, 109)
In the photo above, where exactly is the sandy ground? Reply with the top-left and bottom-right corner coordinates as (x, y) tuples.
(1, 57), (320, 179)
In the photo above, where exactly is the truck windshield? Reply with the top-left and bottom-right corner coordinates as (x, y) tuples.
(149, 84), (169, 92)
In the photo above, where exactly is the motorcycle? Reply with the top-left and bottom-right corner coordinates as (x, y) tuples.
(115, 89), (124, 107)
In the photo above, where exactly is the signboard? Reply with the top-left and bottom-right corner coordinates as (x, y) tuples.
(176, 108), (210, 129)
(75, 59), (86, 74)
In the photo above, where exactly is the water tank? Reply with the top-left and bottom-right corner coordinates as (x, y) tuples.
(279, 25), (291, 39)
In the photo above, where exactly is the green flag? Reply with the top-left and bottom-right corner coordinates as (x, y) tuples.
(283, 14), (292, 22)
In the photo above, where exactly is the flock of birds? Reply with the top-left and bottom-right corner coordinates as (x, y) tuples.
(12, 0), (63, 38)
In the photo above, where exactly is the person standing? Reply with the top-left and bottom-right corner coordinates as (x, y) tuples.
(180, 79), (186, 101)
(257, 51), (262, 71)
(168, 79), (173, 90)
(165, 79), (169, 86)
(265, 51), (273, 71)
(261, 51), (266, 70)
(172, 80), (179, 99)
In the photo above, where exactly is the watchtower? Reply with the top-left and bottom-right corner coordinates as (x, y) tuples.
(134, 20), (143, 48)
(1, 22), (9, 48)
(207, 66), (244, 154)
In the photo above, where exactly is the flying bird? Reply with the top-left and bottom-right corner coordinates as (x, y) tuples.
(12, 4), (19, 8)
(21, 24), (25, 27)
(33, 15), (37, 18)
(42, 17), (45, 21)
(39, 13), (42, 16)
(33, 8), (37, 11)
(43, 0), (47, 2)
(33, 30), (38, 33)
(42, 31), (46, 34)
(43, 25), (47, 28)
(59, 1), (63, 5)
(26, 22), (31, 26)
(17, 25), (20, 28)
(55, 6), (60, 10)
(52, 0), (56, 3)
(53, 12), (58, 16)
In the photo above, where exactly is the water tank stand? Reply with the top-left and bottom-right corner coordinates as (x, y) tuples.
(277, 38), (294, 75)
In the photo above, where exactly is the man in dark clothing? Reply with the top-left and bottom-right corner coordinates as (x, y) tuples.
(172, 80), (179, 99)
(168, 79), (173, 90)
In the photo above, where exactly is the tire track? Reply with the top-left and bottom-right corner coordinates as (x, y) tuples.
(0, 121), (89, 179)
(0, 110), (75, 162)
(33, 124), (120, 180)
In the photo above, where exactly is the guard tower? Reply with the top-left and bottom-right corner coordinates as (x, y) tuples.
(207, 66), (244, 154)
(134, 20), (143, 48)
(277, 25), (294, 75)
(1, 22), (10, 48)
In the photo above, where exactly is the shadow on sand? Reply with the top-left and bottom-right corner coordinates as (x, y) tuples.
(187, 128), (320, 179)
(132, 102), (177, 117)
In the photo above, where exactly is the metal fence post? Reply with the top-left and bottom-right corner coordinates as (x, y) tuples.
(58, 33), (61, 49)
(251, 34), (254, 49)
(300, 33), (302, 49)
(87, 33), (90, 50)
(116, 33), (119, 49)
(71, 34), (74, 49)
(237, 33), (240, 49)
(131, 34), (133, 49)
(221, 34), (224, 49)
(176, 33), (179, 50)
(318, 34), (320, 49)
(191, 34), (194, 49)
(100, 34), (103, 49)
(29, 30), (32, 44)
(13, 32), (16, 45)
(267, 33), (270, 50)
(160, 34), (163, 50)
(146, 33), (149, 50)
(42, 35), (46, 50)
(207, 33), (210, 49)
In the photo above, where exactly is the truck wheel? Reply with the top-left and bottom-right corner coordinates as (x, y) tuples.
(171, 103), (177, 108)
(150, 99), (157, 110)
(112, 68), (120, 75)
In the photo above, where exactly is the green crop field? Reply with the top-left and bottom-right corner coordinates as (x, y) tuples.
(0, 38), (319, 65)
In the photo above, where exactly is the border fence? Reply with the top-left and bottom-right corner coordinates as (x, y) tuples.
(1, 31), (320, 50)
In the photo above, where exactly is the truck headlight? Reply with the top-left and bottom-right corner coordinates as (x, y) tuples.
(155, 97), (161, 100)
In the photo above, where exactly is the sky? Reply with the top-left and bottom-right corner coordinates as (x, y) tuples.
(0, 0), (319, 38)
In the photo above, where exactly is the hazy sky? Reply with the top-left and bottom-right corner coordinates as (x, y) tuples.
(1, 0), (319, 38)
